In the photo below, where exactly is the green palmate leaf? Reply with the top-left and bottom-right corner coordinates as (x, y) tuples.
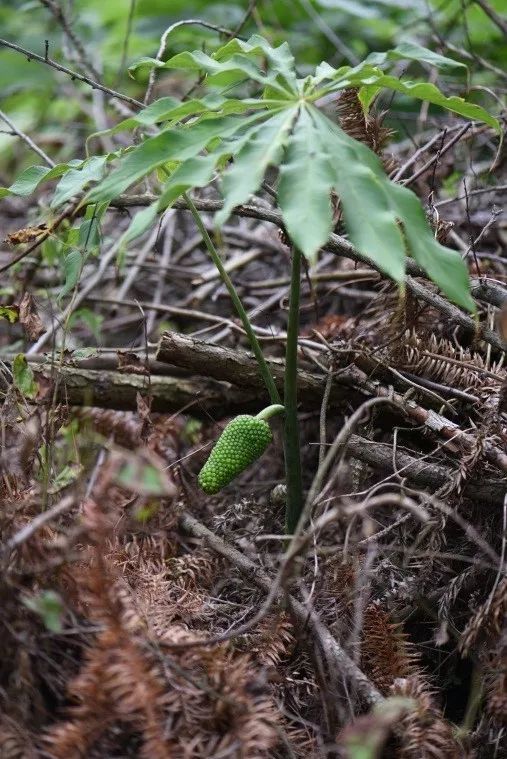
(365, 42), (468, 71)
(387, 183), (475, 311)
(354, 74), (500, 131)
(18, 32), (489, 318)
(12, 353), (37, 399)
(86, 113), (266, 205)
(311, 109), (473, 308)
(135, 50), (277, 92)
(0, 162), (78, 199)
(87, 95), (270, 147)
(131, 34), (297, 96)
(277, 108), (335, 264)
(215, 35), (298, 91)
(216, 107), (299, 226)
(311, 107), (406, 280)
(51, 156), (107, 208)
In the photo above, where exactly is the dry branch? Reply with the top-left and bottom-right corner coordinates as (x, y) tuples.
(115, 194), (507, 351)
(179, 510), (383, 706)
(0, 37), (143, 107)
(30, 363), (260, 416)
(347, 434), (505, 506)
(157, 331), (507, 477)
(156, 330), (356, 403)
(8, 338), (506, 500)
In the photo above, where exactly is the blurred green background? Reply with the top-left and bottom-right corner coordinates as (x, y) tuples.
(1, 0), (505, 174)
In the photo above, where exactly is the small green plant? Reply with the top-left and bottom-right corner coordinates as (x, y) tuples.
(1, 33), (499, 532)
(22, 590), (65, 633)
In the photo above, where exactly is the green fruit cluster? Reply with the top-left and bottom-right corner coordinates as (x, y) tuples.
(198, 415), (272, 494)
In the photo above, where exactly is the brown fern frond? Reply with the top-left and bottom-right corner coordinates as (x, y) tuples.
(390, 330), (503, 397)
(391, 676), (462, 758)
(486, 633), (507, 724)
(45, 543), (279, 759)
(245, 613), (295, 668)
(175, 646), (278, 757)
(360, 603), (421, 693)
(461, 578), (507, 654)
(75, 407), (185, 466)
(0, 717), (37, 759)
(167, 552), (218, 590)
(44, 559), (170, 759)
(336, 88), (393, 163)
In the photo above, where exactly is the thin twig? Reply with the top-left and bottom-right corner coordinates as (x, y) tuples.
(3, 495), (75, 554)
(0, 37), (143, 108)
(0, 108), (55, 167)
(402, 123), (472, 187)
(434, 184), (507, 207)
(38, 0), (102, 80)
(473, 0), (507, 36)
(143, 18), (240, 105)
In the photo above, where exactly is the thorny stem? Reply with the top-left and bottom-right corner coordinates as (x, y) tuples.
(183, 192), (281, 405)
(284, 246), (304, 534)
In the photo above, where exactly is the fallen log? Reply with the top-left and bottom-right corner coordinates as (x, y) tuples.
(157, 330), (507, 477)
(156, 329), (354, 403)
(347, 435), (505, 506)
(29, 364), (260, 417)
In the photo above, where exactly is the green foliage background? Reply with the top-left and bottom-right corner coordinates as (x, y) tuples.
(1, 0), (505, 170)
(0, 0), (504, 313)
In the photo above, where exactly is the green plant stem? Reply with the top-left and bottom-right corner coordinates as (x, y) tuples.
(183, 192), (280, 405)
(256, 404), (285, 421)
(284, 246), (304, 534)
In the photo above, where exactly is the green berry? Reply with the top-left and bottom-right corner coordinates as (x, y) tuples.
(198, 415), (273, 494)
